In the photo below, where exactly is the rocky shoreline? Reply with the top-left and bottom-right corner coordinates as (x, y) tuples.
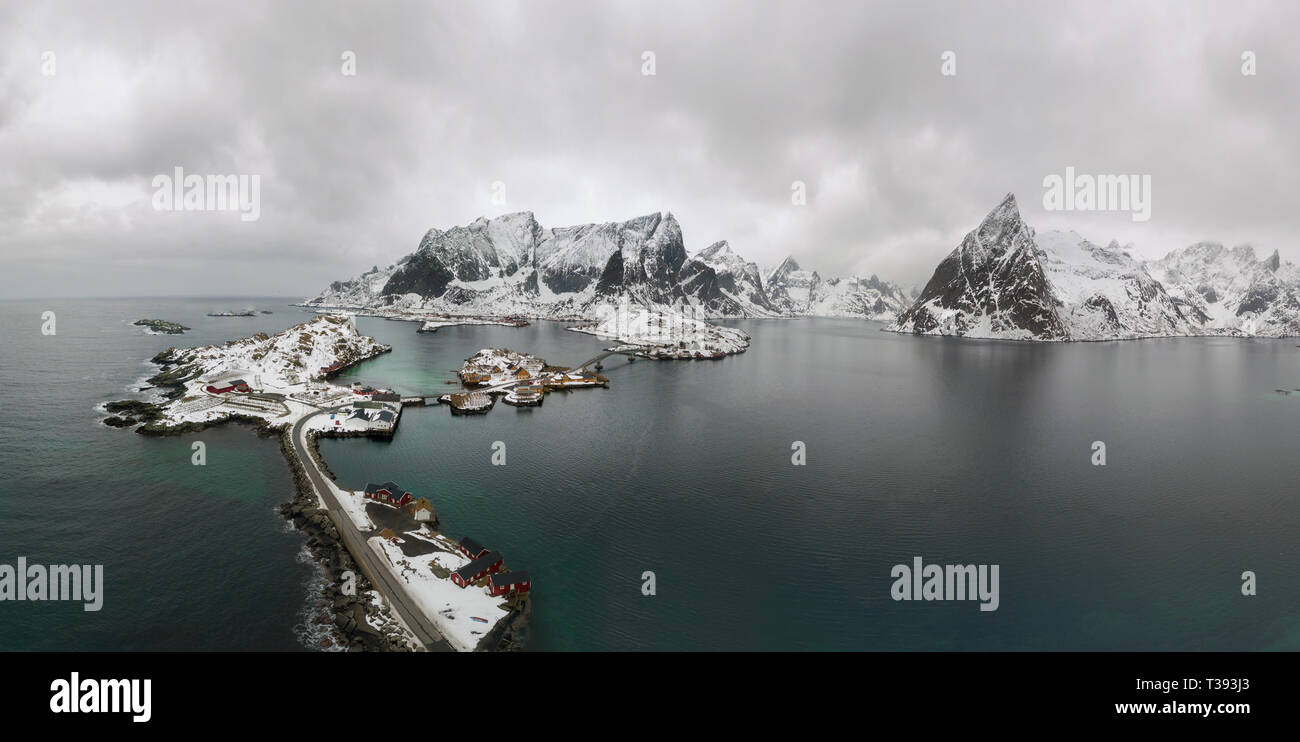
(278, 429), (416, 651)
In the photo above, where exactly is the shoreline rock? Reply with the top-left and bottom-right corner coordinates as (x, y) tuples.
(133, 318), (190, 334)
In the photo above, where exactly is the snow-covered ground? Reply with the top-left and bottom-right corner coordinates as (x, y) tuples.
(303, 400), (401, 435)
(327, 486), (376, 532)
(459, 347), (547, 386)
(139, 314), (390, 431)
(569, 301), (750, 357)
(369, 534), (511, 652)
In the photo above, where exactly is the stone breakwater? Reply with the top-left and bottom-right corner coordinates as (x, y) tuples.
(102, 408), (410, 650)
(279, 429), (415, 651)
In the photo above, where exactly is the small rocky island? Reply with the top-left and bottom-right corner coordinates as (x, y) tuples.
(569, 305), (750, 358)
(133, 318), (190, 335)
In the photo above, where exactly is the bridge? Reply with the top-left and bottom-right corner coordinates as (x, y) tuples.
(400, 377), (532, 404)
(572, 345), (645, 371)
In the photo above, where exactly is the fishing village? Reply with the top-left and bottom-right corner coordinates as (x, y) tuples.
(98, 307), (751, 651)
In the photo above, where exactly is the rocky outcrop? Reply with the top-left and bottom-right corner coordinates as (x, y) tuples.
(895, 194), (1068, 340)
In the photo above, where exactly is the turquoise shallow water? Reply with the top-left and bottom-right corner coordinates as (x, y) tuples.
(1, 298), (1297, 650)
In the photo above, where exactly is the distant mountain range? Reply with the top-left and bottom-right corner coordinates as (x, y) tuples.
(893, 193), (1300, 340)
(303, 212), (913, 321)
(305, 201), (1299, 341)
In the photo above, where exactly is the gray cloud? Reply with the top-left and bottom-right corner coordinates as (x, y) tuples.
(1, 0), (1297, 298)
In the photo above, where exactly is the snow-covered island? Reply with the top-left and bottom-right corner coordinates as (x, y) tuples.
(107, 314), (390, 434)
(569, 303), (750, 359)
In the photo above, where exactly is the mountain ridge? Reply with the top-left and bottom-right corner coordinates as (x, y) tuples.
(304, 211), (912, 321)
(892, 194), (1300, 340)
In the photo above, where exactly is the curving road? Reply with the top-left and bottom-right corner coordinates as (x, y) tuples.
(291, 406), (453, 652)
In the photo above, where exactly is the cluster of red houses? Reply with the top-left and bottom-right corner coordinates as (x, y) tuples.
(363, 481), (413, 507)
(452, 537), (531, 597)
(205, 379), (250, 394)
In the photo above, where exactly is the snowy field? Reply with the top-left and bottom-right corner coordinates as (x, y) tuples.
(370, 534), (511, 652)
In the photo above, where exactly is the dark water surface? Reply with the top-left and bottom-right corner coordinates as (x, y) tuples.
(2, 298), (1297, 650)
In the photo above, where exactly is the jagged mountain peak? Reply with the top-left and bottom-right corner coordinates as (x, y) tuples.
(894, 193), (1066, 340)
(896, 196), (1300, 340)
(697, 240), (735, 260)
(766, 256), (803, 285)
(988, 191), (1020, 219)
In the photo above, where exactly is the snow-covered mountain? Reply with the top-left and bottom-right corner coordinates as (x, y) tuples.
(893, 193), (1300, 340)
(305, 212), (909, 321)
(764, 257), (914, 320)
(1147, 242), (1300, 337)
(677, 240), (780, 317)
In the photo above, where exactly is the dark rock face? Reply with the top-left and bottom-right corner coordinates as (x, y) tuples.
(594, 250), (625, 297)
(1082, 295), (1120, 331)
(895, 193), (1069, 339)
(1237, 284), (1278, 316)
(680, 241), (777, 316)
(383, 249), (456, 298)
(543, 269), (596, 295)
(677, 260), (748, 316)
(438, 286), (476, 305)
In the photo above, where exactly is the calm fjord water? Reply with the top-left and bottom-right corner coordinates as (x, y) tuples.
(1, 298), (1297, 650)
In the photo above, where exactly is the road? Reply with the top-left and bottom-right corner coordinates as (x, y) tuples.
(291, 407), (454, 652)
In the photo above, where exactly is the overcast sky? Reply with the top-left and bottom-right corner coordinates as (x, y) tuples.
(1, 0), (1297, 298)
